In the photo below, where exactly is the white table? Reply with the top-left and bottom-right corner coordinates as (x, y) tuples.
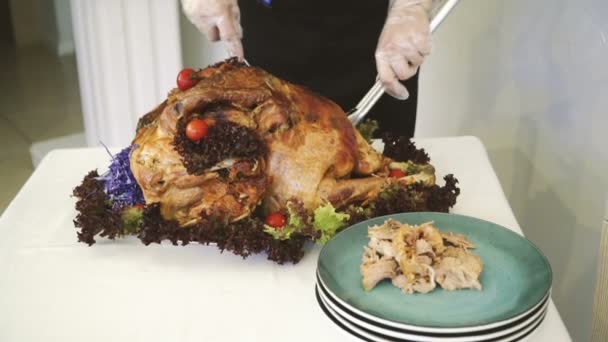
(0, 136), (571, 342)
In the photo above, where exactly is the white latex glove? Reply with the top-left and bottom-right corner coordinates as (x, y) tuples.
(376, 0), (432, 100)
(181, 0), (244, 59)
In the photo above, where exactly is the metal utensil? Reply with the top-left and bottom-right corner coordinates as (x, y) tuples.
(347, 0), (461, 126)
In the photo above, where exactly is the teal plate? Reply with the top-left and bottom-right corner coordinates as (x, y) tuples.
(317, 212), (552, 329)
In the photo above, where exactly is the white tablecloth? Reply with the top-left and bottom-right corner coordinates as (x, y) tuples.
(0, 136), (571, 342)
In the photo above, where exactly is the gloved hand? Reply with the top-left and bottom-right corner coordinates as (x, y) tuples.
(375, 0), (432, 100)
(181, 0), (244, 59)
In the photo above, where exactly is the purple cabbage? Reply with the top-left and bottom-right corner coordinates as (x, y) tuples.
(101, 145), (145, 208)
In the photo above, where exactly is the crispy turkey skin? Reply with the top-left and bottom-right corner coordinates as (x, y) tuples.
(130, 59), (401, 226)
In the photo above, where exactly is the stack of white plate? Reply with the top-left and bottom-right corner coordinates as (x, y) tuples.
(315, 212), (553, 342)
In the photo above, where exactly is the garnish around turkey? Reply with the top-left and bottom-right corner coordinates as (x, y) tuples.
(72, 58), (460, 264)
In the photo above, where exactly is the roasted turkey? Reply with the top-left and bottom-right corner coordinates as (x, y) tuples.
(130, 59), (430, 226)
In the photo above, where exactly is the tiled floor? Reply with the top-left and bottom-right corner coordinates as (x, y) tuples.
(0, 43), (83, 213)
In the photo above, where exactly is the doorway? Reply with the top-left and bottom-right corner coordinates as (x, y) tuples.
(0, 0), (84, 213)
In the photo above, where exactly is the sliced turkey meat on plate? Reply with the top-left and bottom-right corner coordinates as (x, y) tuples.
(442, 232), (476, 249)
(435, 247), (483, 291)
(360, 219), (483, 294)
(361, 246), (398, 291)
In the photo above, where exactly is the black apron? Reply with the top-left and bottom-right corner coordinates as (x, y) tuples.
(239, 0), (419, 137)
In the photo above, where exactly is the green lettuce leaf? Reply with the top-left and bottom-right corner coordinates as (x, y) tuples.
(389, 160), (423, 174)
(313, 203), (350, 244)
(356, 119), (379, 143)
(121, 206), (143, 235)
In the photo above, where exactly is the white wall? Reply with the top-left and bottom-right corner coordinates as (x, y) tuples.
(417, 1), (608, 341)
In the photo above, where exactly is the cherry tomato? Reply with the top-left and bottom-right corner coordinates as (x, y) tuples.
(186, 119), (209, 141)
(134, 204), (145, 210)
(176, 68), (198, 91)
(265, 212), (286, 228)
(389, 169), (407, 178)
